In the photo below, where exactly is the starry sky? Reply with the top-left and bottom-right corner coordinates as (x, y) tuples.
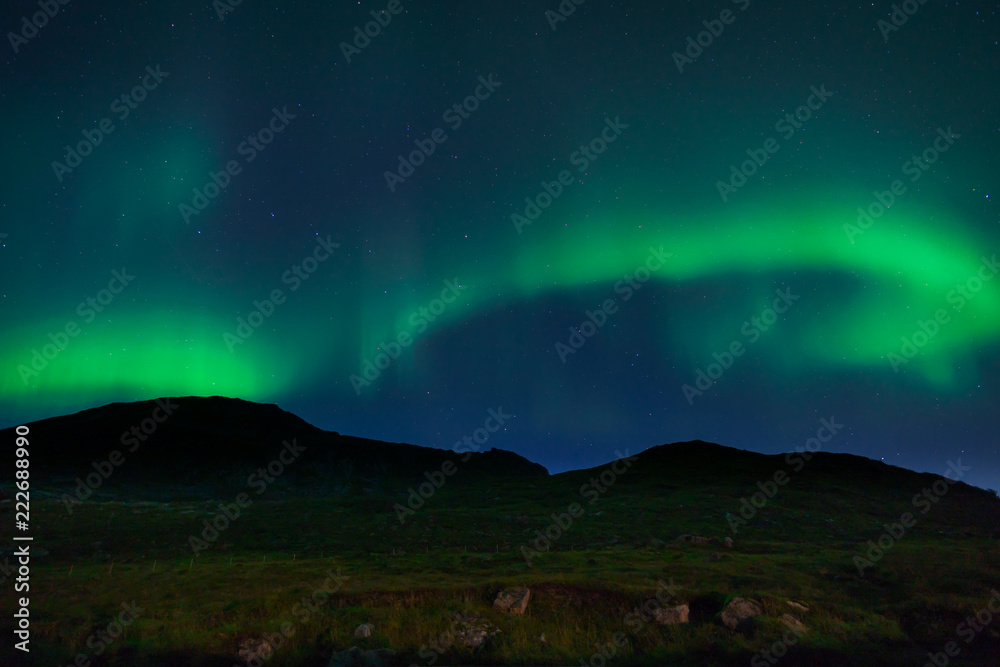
(2, 2), (999, 491)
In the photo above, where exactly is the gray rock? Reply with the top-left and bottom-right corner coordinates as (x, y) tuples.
(452, 613), (500, 649)
(720, 597), (763, 631)
(456, 623), (491, 649)
(652, 604), (690, 625)
(786, 600), (809, 613)
(353, 623), (374, 638)
(493, 587), (531, 615)
(780, 614), (808, 635)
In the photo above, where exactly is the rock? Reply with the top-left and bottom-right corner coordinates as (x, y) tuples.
(652, 604), (690, 625)
(720, 597), (763, 631)
(723, 536), (733, 548)
(453, 613), (500, 649)
(780, 614), (808, 635)
(786, 600), (809, 613)
(328, 646), (396, 667)
(456, 623), (491, 649)
(494, 587), (531, 615)
(677, 534), (711, 545)
(238, 638), (273, 663)
(353, 623), (374, 638)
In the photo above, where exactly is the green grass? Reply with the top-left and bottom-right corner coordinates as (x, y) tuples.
(4, 457), (1000, 666)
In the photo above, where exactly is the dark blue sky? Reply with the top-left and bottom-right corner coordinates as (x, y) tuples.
(2, 1), (998, 491)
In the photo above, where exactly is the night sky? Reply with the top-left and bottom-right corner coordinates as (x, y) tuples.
(2, 2), (998, 491)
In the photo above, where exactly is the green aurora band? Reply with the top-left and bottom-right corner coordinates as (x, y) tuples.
(4, 188), (998, 414)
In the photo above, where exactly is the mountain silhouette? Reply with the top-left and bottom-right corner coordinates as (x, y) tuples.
(3, 396), (547, 499)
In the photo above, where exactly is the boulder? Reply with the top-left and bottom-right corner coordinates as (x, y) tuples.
(652, 604), (690, 625)
(353, 623), (374, 638)
(723, 536), (733, 548)
(780, 614), (808, 635)
(720, 597), (763, 631)
(786, 600), (809, 613)
(453, 613), (500, 649)
(494, 587), (531, 615)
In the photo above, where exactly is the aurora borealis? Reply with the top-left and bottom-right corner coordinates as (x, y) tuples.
(1, 2), (998, 490)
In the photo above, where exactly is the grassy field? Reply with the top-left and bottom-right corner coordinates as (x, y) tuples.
(3, 456), (1000, 666)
